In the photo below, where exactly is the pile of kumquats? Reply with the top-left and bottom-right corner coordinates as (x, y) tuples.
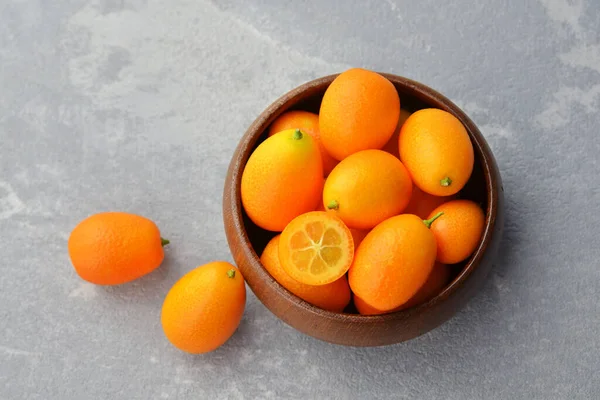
(67, 68), (485, 355)
(242, 68), (485, 315)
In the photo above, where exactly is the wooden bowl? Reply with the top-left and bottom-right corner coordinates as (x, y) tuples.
(223, 73), (504, 347)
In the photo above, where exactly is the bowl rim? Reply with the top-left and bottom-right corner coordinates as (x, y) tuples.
(224, 72), (501, 324)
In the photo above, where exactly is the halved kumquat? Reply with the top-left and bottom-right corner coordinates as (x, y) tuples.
(279, 211), (354, 286)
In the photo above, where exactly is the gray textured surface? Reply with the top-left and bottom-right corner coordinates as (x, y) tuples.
(1, 0), (600, 399)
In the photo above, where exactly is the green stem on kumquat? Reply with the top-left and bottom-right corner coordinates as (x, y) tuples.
(327, 200), (339, 210)
(423, 212), (444, 228)
(440, 177), (452, 187)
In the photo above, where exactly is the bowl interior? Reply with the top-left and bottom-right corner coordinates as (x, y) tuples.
(239, 75), (489, 314)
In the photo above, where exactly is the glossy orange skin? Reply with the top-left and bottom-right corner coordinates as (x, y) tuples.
(399, 108), (474, 196)
(323, 150), (412, 230)
(403, 185), (455, 220)
(241, 128), (323, 232)
(268, 111), (338, 176)
(354, 262), (450, 315)
(428, 200), (485, 264)
(400, 262), (451, 309)
(68, 212), (166, 285)
(349, 214), (437, 311)
(319, 68), (400, 160)
(261, 236), (351, 312)
(161, 261), (246, 354)
(381, 109), (412, 158)
(353, 295), (399, 316)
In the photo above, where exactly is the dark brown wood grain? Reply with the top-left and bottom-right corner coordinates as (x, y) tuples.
(223, 73), (505, 347)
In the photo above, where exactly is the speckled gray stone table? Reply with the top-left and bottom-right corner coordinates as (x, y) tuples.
(2, 1), (599, 399)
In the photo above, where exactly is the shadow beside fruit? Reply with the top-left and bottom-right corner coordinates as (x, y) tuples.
(99, 250), (175, 301)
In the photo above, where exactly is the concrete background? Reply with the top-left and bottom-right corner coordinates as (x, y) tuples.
(1, 0), (599, 399)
